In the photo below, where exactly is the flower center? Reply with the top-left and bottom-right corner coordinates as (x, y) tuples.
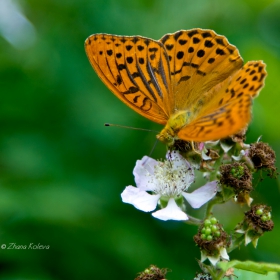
(151, 159), (193, 197)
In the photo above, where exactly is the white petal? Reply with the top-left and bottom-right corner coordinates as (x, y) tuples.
(205, 140), (220, 148)
(208, 255), (220, 266)
(201, 251), (207, 262)
(166, 150), (185, 168)
(133, 156), (158, 191)
(167, 150), (193, 172)
(245, 232), (252, 245)
(220, 141), (233, 153)
(121, 186), (160, 212)
(232, 154), (243, 161)
(243, 144), (250, 150)
(220, 247), (229, 260)
(252, 238), (258, 248)
(202, 149), (212, 160)
(182, 181), (218, 208)
(235, 229), (245, 234)
(232, 150), (245, 161)
(167, 150), (195, 186)
(152, 198), (188, 221)
(248, 197), (253, 206)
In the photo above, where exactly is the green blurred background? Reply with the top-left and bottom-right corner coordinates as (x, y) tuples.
(0, 0), (280, 279)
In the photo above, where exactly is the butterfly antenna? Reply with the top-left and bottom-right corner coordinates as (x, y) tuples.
(104, 123), (159, 133)
(148, 139), (159, 158)
(141, 139), (159, 166)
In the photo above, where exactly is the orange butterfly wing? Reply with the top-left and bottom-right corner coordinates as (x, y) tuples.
(85, 34), (172, 125)
(177, 61), (267, 141)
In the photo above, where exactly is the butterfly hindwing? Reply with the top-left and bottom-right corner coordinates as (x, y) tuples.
(85, 34), (173, 125)
(177, 60), (267, 141)
(178, 94), (252, 142)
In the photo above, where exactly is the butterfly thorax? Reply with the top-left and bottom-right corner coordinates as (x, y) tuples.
(157, 111), (191, 146)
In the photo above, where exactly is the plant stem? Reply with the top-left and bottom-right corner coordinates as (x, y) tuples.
(185, 215), (202, 226)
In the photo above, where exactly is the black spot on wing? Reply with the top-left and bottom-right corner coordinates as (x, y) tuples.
(202, 32), (212, 38)
(215, 38), (225, 46)
(116, 75), (122, 85)
(132, 72), (140, 78)
(126, 57), (133, 64)
(174, 31), (183, 40)
(166, 44), (174, 50)
(140, 97), (152, 111)
(117, 64), (126, 71)
(132, 37), (139, 44)
(197, 70), (206, 76)
(179, 39), (187, 45)
(144, 39), (150, 46)
(178, 75), (191, 84)
(133, 95), (140, 103)
(188, 47), (194, 53)
(259, 73), (265, 82)
(204, 40), (214, 48)
(177, 51), (184, 59)
(187, 30), (199, 37)
(149, 47), (158, 52)
(216, 48), (225, 55)
(123, 86), (139, 94)
(161, 34), (170, 44)
(197, 49), (205, 57)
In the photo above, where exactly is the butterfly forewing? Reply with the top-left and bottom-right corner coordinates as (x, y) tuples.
(85, 34), (172, 125)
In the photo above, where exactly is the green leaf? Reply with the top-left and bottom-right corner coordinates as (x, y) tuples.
(218, 260), (280, 275)
(234, 270), (279, 280)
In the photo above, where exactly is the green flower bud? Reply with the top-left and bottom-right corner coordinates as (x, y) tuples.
(206, 235), (213, 241)
(205, 227), (211, 235)
(210, 217), (217, 224)
(204, 219), (211, 226)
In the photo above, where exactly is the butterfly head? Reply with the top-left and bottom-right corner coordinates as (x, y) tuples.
(156, 126), (176, 146)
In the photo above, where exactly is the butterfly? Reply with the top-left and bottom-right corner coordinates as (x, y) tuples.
(84, 28), (266, 145)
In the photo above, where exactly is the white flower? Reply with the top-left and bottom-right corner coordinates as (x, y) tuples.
(201, 247), (229, 266)
(121, 151), (218, 221)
